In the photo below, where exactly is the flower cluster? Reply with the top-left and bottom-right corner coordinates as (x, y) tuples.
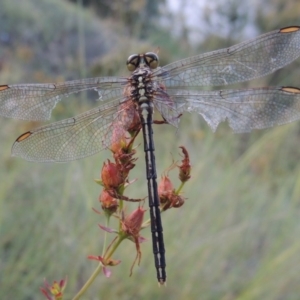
(90, 107), (192, 281)
(158, 146), (191, 211)
(91, 138), (191, 282)
(40, 278), (67, 300)
(91, 105), (146, 277)
(41, 102), (192, 298)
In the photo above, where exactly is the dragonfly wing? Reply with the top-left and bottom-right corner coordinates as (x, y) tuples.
(0, 77), (126, 121)
(155, 26), (300, 87)
(168, 87), (300, 132)
(153, 89), (186, 127)
(12, 97), (133, 162)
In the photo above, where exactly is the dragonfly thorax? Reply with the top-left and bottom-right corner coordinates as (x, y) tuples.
(128, 67), (155, 106)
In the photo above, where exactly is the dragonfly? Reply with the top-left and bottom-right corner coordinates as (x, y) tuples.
(1, 25), (300, 284)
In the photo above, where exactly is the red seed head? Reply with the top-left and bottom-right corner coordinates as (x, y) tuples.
(101, 160), (124, 188)
(158, 175), (174, 197)
(161, 194), (185, 211)
(127, 110), (141, 134)
(158, 175), (186, 211)
(110, 126), (127, 153)
(99, 190), (118, 215)
(122, 207), (146, 237)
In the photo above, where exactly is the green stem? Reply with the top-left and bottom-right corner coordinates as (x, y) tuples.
(101, 215), (110, 257)
(72, 234), (126, 300)
(141, 218), (151, 229)
(72, 261), (103, 300)
(175, 181), (185, 195)
(104, 234), (126, 260)
(118, 200), (124, 231)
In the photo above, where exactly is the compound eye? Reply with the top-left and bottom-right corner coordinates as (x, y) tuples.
(144, 52), (159, 69)
(126, 54), (140, 71)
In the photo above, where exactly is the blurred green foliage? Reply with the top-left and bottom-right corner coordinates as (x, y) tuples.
(1, 0), (300, 299)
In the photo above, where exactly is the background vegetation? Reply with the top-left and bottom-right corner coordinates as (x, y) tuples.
(1, 0), (300, 299)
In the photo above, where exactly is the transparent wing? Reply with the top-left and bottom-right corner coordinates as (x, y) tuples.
(12, 98), (135, 162)
(165, 87), (300, 132)
(153, 90), (186, 127)
(154, 26), (300, 87)
(0, 77), (127, 120)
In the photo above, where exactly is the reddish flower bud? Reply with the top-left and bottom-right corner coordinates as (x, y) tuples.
(161, 194), (185, 211)
(121, 207), (146, 276)
(127, 110), (141, 134)
(110, 125), (127, 153)
(117, 100), (141, 135)
(99, 190), (118, 215)
(101, 160), (123, 188)
(158, 175), (185, 211)
(122, 207), (146, 237)
(158, 175), (174, 197)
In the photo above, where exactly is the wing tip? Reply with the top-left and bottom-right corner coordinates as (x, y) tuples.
(280, 26), (300, 33)
(15, 131), (32, 142)
(0, 85), (9, 91)
(281, 87), (300, 94)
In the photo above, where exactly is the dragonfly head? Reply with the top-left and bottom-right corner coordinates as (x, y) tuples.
(126, 52), (159, 72)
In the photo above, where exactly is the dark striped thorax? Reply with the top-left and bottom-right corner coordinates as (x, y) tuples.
(126, 52), (159, 106)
